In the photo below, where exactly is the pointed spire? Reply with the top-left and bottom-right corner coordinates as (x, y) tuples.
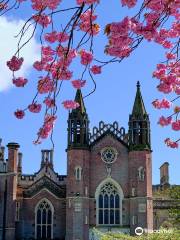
(67, 89), (89, 149)
(73, 89), (86, 114)
(132, 81), (147, 117)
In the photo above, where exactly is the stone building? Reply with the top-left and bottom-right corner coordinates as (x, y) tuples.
(0, 82), (178, 240)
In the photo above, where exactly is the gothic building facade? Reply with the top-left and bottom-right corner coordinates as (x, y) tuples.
(0, 82), (175, 240)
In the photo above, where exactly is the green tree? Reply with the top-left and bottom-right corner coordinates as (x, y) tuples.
(169, 186), (180, 228)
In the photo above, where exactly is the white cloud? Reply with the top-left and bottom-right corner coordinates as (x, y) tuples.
(0, 16), (40, 91)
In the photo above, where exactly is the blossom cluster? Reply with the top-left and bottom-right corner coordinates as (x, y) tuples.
(35, 114), (57, 143)
(77, 0), (100, 5)
(31, 0), (62, 11)
(13, 77), (28, 87)
(79, 9), (100, 35)
(4, 0), (179, 147)
(152, 99), (171, 109)
(165, 138), (179, 148)
(7, 56), (24, 71)
(62, 100), (80, 109)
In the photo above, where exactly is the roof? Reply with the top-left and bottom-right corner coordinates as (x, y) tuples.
(72, 89), (86, 114)
(132, 81), (147, 116)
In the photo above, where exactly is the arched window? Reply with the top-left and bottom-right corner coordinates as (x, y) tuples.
(75, 166), (82, 180)
(138, 166), (145, 181)
(35, 199), (54, 239)
(96, 181), (123, 225)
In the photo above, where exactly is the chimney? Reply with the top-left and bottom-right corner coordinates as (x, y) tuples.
(18, 152), (22, 173)
(7, 142), (20, 173)
(160, 162), (169, 186)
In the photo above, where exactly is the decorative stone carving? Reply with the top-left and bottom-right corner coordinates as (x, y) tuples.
(101, 147), (118, 164)
(89, 121), (127, 144)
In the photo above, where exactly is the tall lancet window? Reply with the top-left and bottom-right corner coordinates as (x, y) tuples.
(96, 181), (123, 226)
(35, 199), (54, 239)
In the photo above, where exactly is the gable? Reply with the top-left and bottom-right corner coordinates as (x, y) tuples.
(23, 175), (66, 198)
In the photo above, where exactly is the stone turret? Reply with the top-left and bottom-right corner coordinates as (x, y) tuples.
(67, 89), (89, 149)
(129, 81), (151, 151)
(66, 89), (90, 240)
(128, 82), (153, 234)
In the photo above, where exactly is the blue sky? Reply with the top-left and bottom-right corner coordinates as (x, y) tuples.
(0, 0), (179, 184)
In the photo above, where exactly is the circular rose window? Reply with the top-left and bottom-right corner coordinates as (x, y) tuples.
(101, 147), (118, 164)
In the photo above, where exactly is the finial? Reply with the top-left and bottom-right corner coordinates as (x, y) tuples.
(137, 81), (140, 89)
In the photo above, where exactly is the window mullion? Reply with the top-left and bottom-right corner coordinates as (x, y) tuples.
(108, 194), (110, 225)
(46, 209), (48, 238)
(40, 209), (42, 238)
(103, 195), (104, 225)
(114, 194), (115, 225)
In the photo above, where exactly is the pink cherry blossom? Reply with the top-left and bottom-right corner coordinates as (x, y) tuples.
(52, 68), (73, 80)
(165, 138), (179, 148)
(42, 46), (55, 56)
(4, 0), (180, 148)
(44, 31), (58, 43)
(14, 110), (25, 119)
(172, 120), (180, 131)
(57, 32), (69, 42)
(38, 76), (54, 94)
(33, 61), (45, 71)
(7, 56), (23, 71)
(28, 103), (42, 113)
(158, 116), (172, 127)
(90, 65), (101, 74)
(13, 77), (28, 87)
(71, 80), (86, 89)
(76, 0), (100, 5)
(43, 98), (55, 108)
(157, 83), (173, 94)
(166, 52), (176, 60)
(79, 10), (100, 35)
(152, 99), (171, 109)
(80, 49), (93, 65)
(33, 14), (51, 27)
(31, 0), (61, 11)
(62, 100), (80, 110)
(35, 114), (57, 143)
(121, 0), (137, 8)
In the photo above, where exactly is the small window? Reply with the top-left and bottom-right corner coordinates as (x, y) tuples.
(138, 166), (145, 181)
(75, 166), (82, 181)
